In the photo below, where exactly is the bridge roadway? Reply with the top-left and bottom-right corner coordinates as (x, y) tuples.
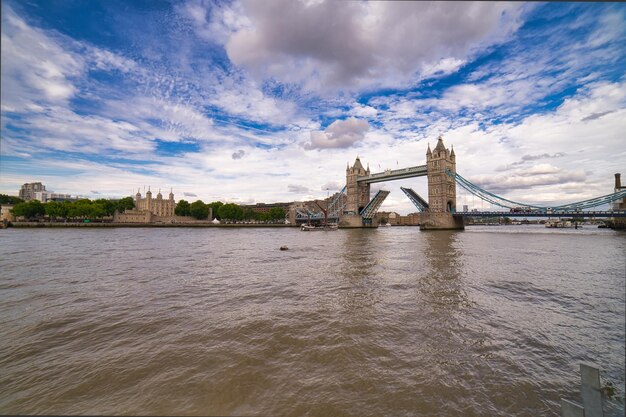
(358, 165), (427, 184)
(458, 210), (626, 218)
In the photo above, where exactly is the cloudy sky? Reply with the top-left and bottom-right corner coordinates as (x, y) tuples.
(1, 1), (625, 213)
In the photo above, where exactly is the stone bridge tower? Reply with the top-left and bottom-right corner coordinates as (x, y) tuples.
(426, 135), (457, 213)
(421, 135), (463, 230)
(345, 157), (370, 214)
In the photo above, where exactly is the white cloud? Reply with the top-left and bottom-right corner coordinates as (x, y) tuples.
(287, 184), (309, 193)
(208, 82), (298, 126)
(348, 103), (378, 118)
(175, 0), (251, 45)
(320, 181), (343, 192)
(304, 118), (370, 150)
(420, 57), (466, 79)
(224, 1), (526, 91)
(471, 164), (587, 193)
(1, 8), (83, 111)
(88, 47), (138, 73)
(447, 80), (626, 205)
(3, 105), (154, 154)
(101, 96), (220, 144)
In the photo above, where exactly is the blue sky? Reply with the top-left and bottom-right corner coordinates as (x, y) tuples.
(1, 1), (625, 213)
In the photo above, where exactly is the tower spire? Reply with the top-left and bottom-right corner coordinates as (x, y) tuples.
(434, 135), (446, 153)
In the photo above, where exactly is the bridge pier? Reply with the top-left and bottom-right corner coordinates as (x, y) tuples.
(338, 214), (380, 228)
(419, 213), (465, 230)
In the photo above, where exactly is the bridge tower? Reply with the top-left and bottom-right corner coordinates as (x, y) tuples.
(427, 135), (457, 213)
(345, 156), (370, 214)
(422, 135), (464, 230)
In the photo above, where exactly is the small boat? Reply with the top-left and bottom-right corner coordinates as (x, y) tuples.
(300, 224), (338, 231)
(545, 220), (581, 229)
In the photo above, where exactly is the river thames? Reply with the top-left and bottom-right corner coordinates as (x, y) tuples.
(0, 225), (624, 416)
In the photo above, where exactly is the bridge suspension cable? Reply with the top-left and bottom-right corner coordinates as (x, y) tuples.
(446, 169), (543, 209)
(551, 192), (626, 210)
(445, 169), (626, 211)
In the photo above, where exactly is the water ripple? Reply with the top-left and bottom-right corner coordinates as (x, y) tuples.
(0, 226), (623, 416)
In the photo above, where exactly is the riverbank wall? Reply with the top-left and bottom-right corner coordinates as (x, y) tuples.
(7, 222), (295, 228)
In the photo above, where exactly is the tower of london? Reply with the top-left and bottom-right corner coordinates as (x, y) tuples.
(134, 188), (176, 217)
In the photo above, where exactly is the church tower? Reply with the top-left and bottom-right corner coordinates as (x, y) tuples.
(345, 157), (370, 214)
(426, 136), (457, 213)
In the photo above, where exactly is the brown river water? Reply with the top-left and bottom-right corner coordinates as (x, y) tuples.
(0, 225), (624, 416)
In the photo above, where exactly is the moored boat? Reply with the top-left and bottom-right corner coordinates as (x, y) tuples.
(545, 220), (582, 228)
(300, 224), (338, 231)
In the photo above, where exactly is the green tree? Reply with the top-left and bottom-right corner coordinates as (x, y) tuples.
(190, 200), (209, 220)
(11, 200), (45, 220)
(242, 208), (257, 220)
(61, 201), (74, 219)
(116, 196), (135, 213)
(88, 203), (106, 219)
(208, 201), (224, 219)
(218, 203), (243, 221)
(175, 199), (191, 216)
(0, 194), (24, 205)
(45, 201), (69, 220)
(268, 207), (286, 220)
(68, 199), (93, 219)
(95, 199), (117, 216)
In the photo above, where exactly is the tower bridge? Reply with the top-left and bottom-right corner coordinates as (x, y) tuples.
(338, 135), (463, 229)
(299, 135), (626, 229)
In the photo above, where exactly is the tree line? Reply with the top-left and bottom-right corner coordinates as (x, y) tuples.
(175, 200), (285, 221)
(4, 195), (135, 221)
(2, 193), (286, 222)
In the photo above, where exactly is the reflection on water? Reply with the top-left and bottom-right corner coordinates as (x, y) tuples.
(337, 230), (382, 314)
(419, 231), (473, 312)
(0, 225), (624, 416)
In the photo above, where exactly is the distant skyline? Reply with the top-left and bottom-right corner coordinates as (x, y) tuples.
(1, 1), (625, 214)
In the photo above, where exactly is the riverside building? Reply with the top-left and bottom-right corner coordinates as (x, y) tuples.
(18, 182), (46, 201)
(18, 182), (76, 202)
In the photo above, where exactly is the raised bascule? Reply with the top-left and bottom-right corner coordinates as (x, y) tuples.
(293, 135), (626, 229)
